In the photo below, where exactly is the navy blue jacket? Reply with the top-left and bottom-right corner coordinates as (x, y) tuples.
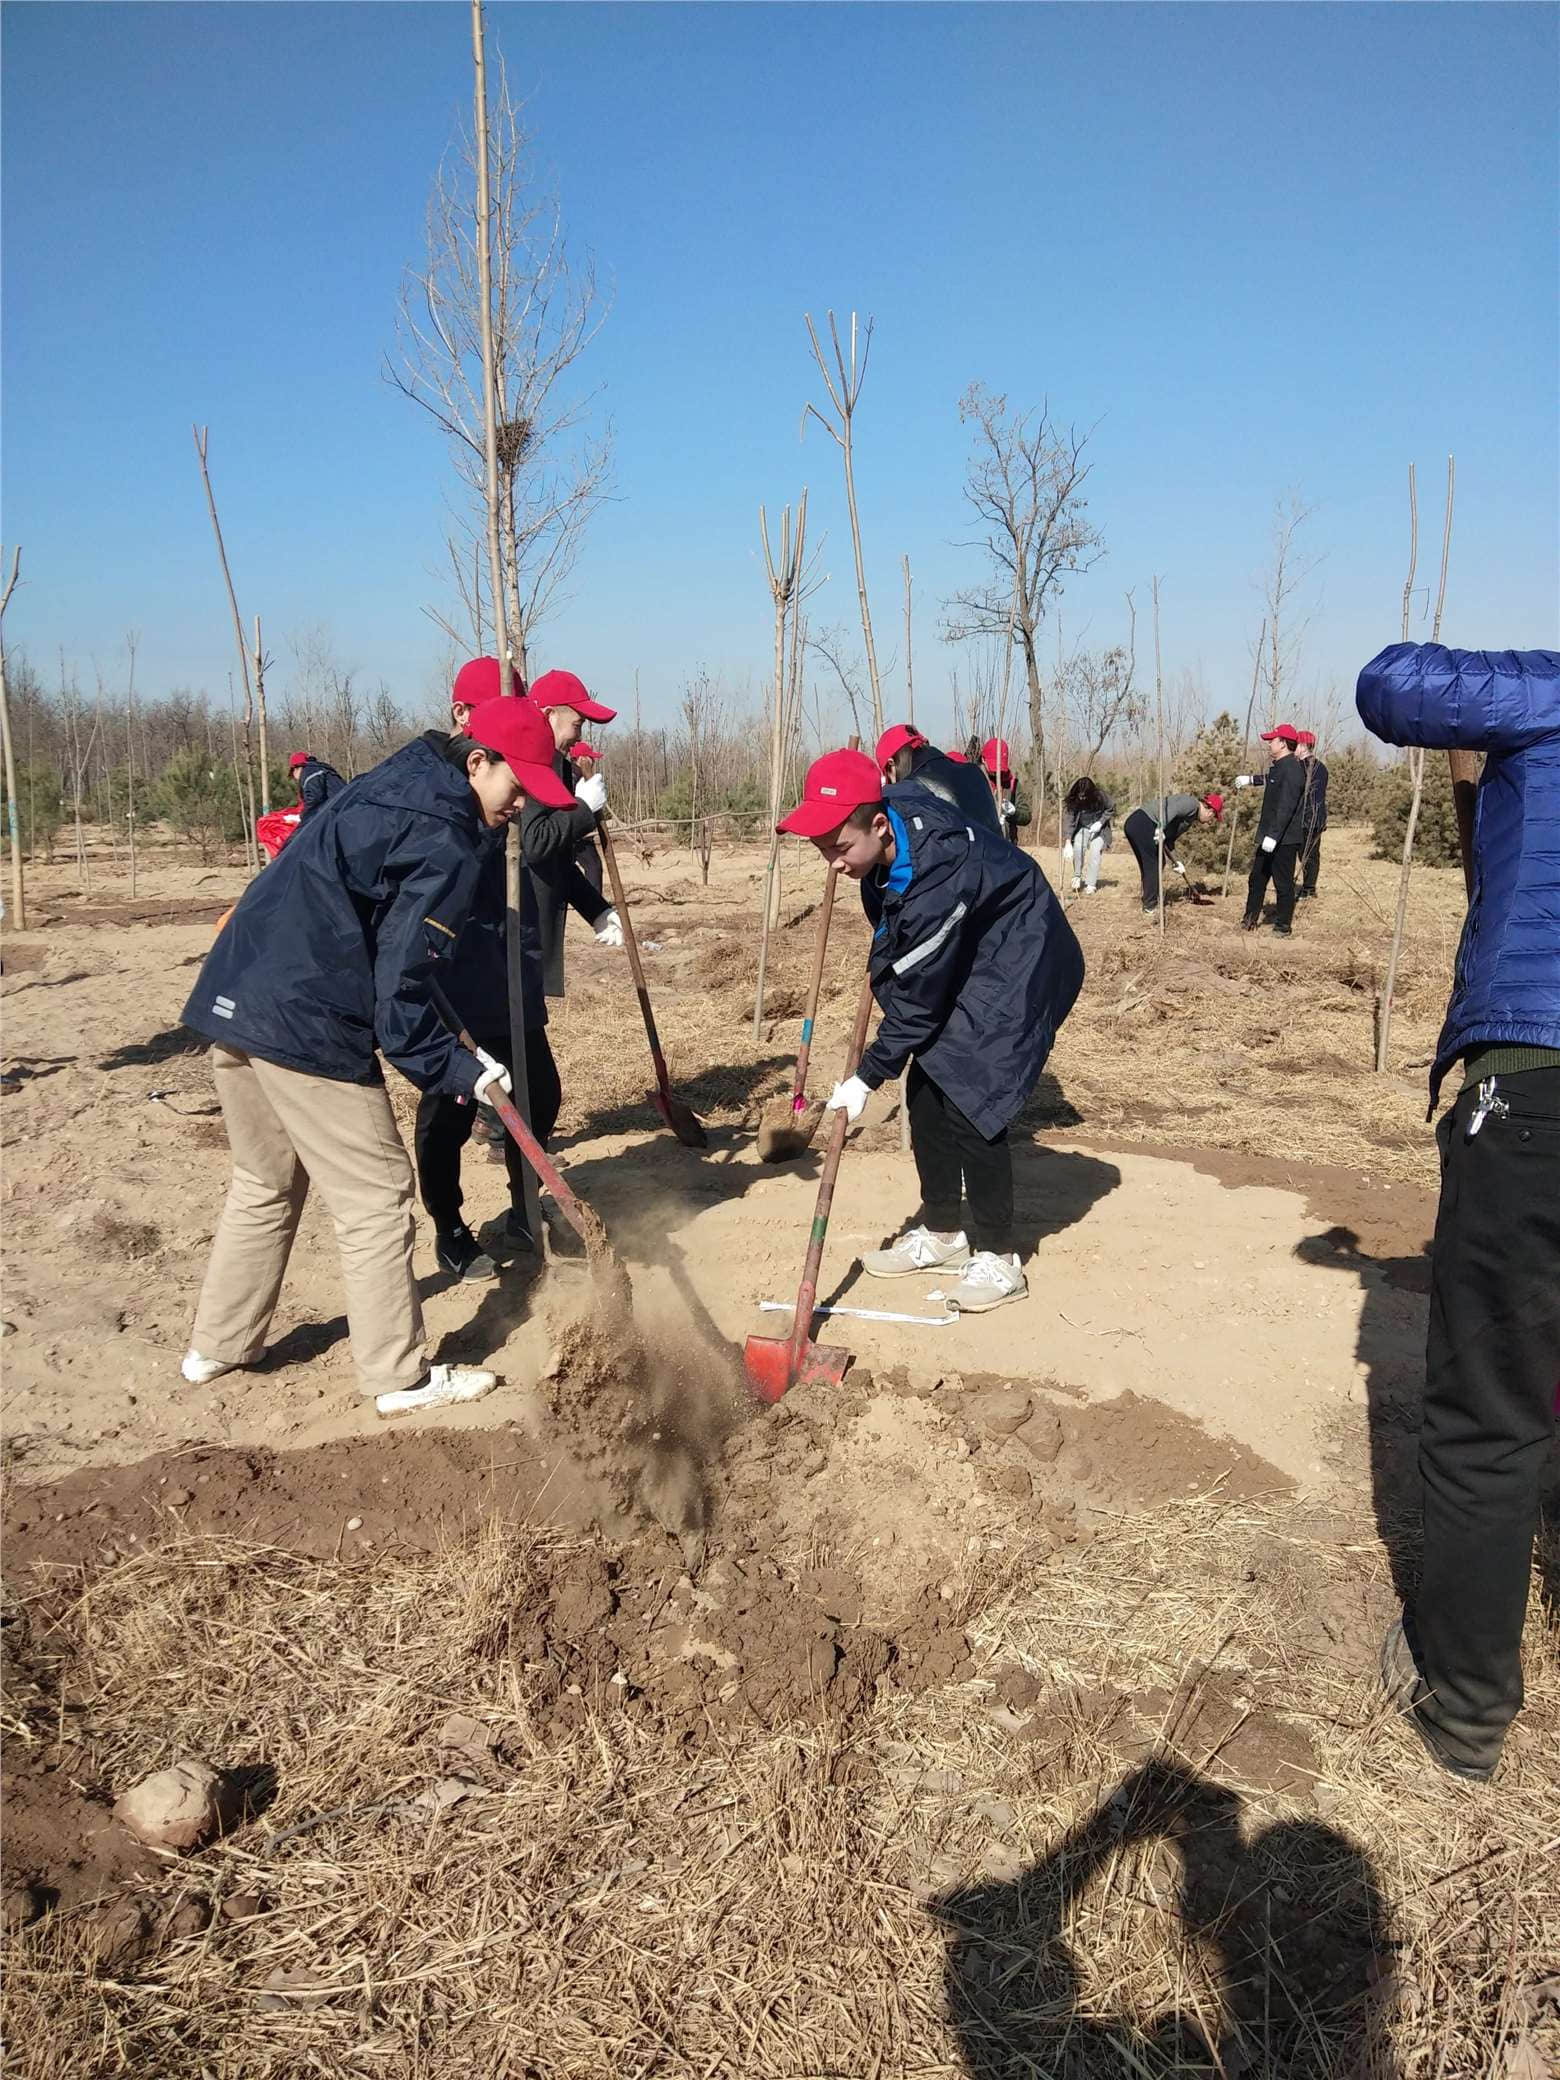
(426, 735), (548, 1041)
(858, 781), (1084, 1138)
(296, 757), (347, 820)
(183, 735), (491, 1097)
(1300, 757), (1328, 835)
(519, 762), (612, 997)
(903, 743), (1003, 837)
(1356, 643), (1560, 1104)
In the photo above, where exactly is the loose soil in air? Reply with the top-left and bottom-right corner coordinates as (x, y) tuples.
(4, 835), (1559, 2077)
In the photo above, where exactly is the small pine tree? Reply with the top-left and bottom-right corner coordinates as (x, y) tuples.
(0, 761), (64, 860)
(1174, 712), (1249, 872)
(719, 775), (767, 838)
(1322, 743), (1384, 824)
(154, 748), (247, 862)
(1371, 751), (1466, 868)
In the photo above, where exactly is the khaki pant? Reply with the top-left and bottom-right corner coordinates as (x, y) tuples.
(192, 1047), (427, 1399)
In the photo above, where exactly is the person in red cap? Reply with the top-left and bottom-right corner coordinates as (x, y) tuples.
(571, 744), (606, 896)
(1234, 724), (1307, 932)
(981, 737), (1032, 846)
(777, 748), (1084, 1313)
(179, 695), (575, 1418)
(1121, 791), (1223, 912)
(520, 667), (625, 998)
(876, 722), (1002, 836)
(288, 749), (346, 824)
(1294, 730), (1329, 899)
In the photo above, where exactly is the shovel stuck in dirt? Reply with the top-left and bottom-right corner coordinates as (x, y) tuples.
(743, 967), (876, 1404)
(595, 817), (708, 1149)
(757, 860), (840, 1164)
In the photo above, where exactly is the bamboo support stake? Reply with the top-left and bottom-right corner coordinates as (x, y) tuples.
(1152, 576), (1166, 940)
(125, 629), (139, 900)
(253, 615), (272, 814)
(0, 546), (25, 927)
(903, 554), (914, 724)
(192, 426), (261, 875)
(1221, 620), (1266, 899)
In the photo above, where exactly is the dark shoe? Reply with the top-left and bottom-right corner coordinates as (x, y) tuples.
(1380, 1620), (1501, 1783)
(1240, 914), (1260, 930)
(1273, 924), (1293, 936)
(435, 1224), (497, 1282)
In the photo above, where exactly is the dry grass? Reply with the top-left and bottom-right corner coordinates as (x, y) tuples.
(5, 1494), (1556, 2078)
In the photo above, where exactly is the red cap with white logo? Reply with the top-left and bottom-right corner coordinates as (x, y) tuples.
(776, 749), (884, 837)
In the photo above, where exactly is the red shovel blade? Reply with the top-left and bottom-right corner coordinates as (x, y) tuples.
(742, 1331), (852, 1405)
(651, 1086), (708, 1150)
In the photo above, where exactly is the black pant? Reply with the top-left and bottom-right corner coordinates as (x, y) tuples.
(414, 1026), (562, 1235)
(1122, 808), (1163, 910)
(907, 1060), (1013, 1255)
(1243, 842), (1299, 929)
(576, 840), (603, 897)
(1300, 830), (1323, 896)
(1412, 1066), (1560, 1767)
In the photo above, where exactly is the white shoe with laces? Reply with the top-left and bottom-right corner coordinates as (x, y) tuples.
(946, 1251), (1028, 1314)
(180, 1350), (234, 1386)
(375, 1362), (498, 1419)
(861, 1225), (971, 1278)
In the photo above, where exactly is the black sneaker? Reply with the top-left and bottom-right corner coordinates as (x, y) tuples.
(1380, 1621), (1501, 1783)
(1240, 914), (1260, 930)
(1273, 924), (1293, 936)
(435, 1225), (497, 1282)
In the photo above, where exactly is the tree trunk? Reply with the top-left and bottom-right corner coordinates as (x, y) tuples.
(0, 548), (26, 927)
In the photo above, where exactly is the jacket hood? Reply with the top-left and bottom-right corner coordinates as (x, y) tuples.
(349, 733), (480, 830)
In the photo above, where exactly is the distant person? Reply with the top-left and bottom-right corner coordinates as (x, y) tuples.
(1358, 641), (1560, 1783)
(1060, 777), (1114, 894)
(1296, 730), (1328, 899)
(1234, 724), (1306, 933)
(523, 668), (625, 996)
(570, 742), (606, 895)
(1121, 791), (1222, 913)
(288, 749), (346, 822)
(179, 697), (576, 1418)
(777, 748), (1083, 1314)
(981, 737), (1032, 845)
(875, 722), (1002, 836)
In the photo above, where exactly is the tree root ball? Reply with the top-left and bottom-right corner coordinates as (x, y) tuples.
(112, 1760), (231, 1853)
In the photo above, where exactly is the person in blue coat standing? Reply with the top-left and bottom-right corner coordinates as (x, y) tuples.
(777, 749), (1084, 1314)
(1357, 642), (1560, 1781)
(180, 697), (576, 1419)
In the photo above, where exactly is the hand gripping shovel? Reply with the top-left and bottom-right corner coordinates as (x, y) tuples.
(427, 979), (633, 1320)
(757, 859), (839, 1163)
(594, 816), (708, 1149)
(743, 966), (876, 1404)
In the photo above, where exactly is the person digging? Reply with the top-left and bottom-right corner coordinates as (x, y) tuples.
(1234, 723), (1306, 932)
(981, 736), (1032, 846)
(777, 748), (1084, 1313)
(1120, 791), (1223, 912)
(179, 696), (577, 1418)
(1295, 729), (1328, 899)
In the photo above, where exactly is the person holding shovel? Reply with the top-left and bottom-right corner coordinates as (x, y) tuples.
(777, 748), (1084, 1313)
(1120, 792), (1223, 912)
(876, 722), (1002, 835)
(981, 737), (1032, 846)
(1234, 723), (1306, 932)
(1359, 641), (1560, 1784)
(522, 667), (626, 997)
(179, 696), (577, 1417)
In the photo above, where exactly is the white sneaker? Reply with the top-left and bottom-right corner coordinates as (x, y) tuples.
(180, 1350), (234, 1385)
(375, 1362), (498, 1419)
(1083, 884), (1097, 896)
(1072, 878), (1083, 892)
(862, 1225), (971, 1278)
(946, 1252), (1027, 1313)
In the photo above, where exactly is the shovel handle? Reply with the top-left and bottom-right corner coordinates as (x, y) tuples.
(787, 966), (876, 1378)
(595, 817), (674, 1106)
(792, 862), (839, 1107)
(425, 979), (593, 1250)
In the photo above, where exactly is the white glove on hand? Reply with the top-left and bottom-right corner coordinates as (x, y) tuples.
(1153, 828), (1164, 845)
(1086, 820), (1104, 839)
(1261, 835), (1278, 854)
(472, 1047), (513, 1108)
(595, 908), (624, 948)
(824, 1074), (870, 1123)
(1172, 859), (1186, 877)
(1235, 775), (1255, 789)
(574, 773), (607, 815)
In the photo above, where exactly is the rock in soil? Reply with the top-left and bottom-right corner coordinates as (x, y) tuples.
(85, 1897), (151, 1970)
(112, 1760), (230, 1852)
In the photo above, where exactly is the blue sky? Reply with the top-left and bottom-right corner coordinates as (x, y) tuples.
(4, 2), (1556, 741)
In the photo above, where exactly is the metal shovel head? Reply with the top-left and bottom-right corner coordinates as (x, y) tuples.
(652, 1086), (708, 1149)
(756, 1094), (824, 1165)
(742, 1330), (852, 1405)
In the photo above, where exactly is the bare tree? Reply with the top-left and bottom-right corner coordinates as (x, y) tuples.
(803, 311), (884, 737)
(807, 623), (867, 741)
(1063, 591), (1140, 767)
(944, 382), (1104, 799)
(1258, 492), (1319, 722)
(390, 51), (612, 676)
(192, 425), (261, 874)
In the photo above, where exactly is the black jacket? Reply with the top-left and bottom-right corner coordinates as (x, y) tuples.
(857, 781), (1084, 1138)
(183, 735), (489, 1097)
(1254, 756), (1306, 847)
(1300, 757), (1329, 834)
(519, 755), (612, 997)
(296, 757), (347, 820)
(903, 744), (1003, 837)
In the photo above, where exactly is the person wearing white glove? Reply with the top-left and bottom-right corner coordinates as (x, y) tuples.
(513, 668), (621, 1002)
(1240, 724), (1306, 932)
(471, 1047), (513, 1107)
(574, 772), (607, 816)
(824, 1074), (871, 1123)
(1121, 792), (1223, 914)
(1060, 777), (1114, 894)
(594, 909), (624, 948)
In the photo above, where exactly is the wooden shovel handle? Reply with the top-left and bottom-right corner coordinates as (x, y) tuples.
(787, 966), (877, 1376)
(594, 816), (674, 1098)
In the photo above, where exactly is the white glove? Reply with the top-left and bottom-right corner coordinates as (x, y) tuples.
(1172, 859), (1186, 877)
(595, 909), (624, 948)
(1153, 828), (1164, 845)
(824, 1074), (870, 1123)
(1086, 820), (1104, 839)
(574, 773), (607, 815)
(472, 1047), (513, 1107)
(1261, 835), (1278, 854)
(1235, 775), (1255, 789)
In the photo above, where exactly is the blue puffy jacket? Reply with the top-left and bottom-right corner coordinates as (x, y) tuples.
(183, 734), (493, 1096)
(1356, 643), (1560, 1104)
(858, 781), (1084, 1138)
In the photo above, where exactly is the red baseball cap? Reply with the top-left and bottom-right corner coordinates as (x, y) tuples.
(529, 669), (616, 723)
(287, 751), (309, 770)
(1296, 730), (1316, 747)
(945, 749), (969, 764)
(452, 656), (525, 709)
(1259, 723), (1300, 744)
(463, 699), (576, 807)
(1201, 791), (1225, 819)
(982, 736), (1013, 775)
(573, 742), (601, 762)
(777, 749), (883, 838)
(876, 723), (926, 772)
